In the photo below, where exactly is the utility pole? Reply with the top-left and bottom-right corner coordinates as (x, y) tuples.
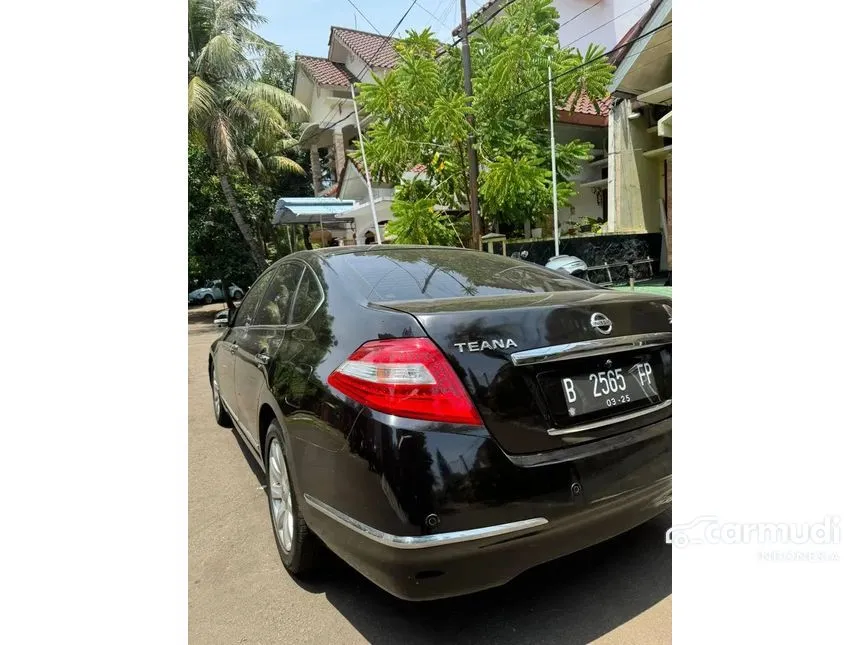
(547, 57), (560, 258)
(350, 83), (382, 244)
(459, 0), (482, 250)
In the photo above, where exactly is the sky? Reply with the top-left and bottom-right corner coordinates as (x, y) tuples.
(256, 0), (480, 58)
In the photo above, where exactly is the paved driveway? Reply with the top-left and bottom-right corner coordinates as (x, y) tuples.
(189, 308), (671, 644)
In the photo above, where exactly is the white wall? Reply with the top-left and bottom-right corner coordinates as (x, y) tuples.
(566, 188), (604, 223)
(309, 86), (345, 126)
(331, 37), (388, 83)
(557, 0), (650, 52)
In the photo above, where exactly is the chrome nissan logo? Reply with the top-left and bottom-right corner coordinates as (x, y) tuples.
(590, 312), (613, 335)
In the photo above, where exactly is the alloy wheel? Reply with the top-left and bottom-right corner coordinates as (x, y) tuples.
(211, 375), (221, 417)
(268, 439), (295, 552)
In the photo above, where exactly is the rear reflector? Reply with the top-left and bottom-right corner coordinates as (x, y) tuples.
(327, 338), (483, 425)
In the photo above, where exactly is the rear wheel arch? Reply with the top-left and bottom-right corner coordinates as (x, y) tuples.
(259, 404), (277, 456)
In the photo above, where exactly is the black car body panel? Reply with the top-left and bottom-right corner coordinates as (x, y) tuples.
(210, 246), (671, 600)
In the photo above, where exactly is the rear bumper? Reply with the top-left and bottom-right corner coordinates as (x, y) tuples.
(304, 475), (670, 601)
(296, 409), (671, 601)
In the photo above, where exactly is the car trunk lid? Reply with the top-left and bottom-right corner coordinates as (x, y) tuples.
(374, 290), (672, 455)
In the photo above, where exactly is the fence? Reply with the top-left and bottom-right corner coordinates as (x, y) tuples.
(485, 233), (664, 285)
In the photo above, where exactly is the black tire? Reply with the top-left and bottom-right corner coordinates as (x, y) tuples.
(203, 294), (214, 305)
(210, 366), (232, 428)
(264, 419), (320, 576)
(232, 290), (243, 301)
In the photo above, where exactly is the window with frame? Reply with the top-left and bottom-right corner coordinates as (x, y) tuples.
(290, 267), (324, 324)
(253, 262), (305, 326)
(233, 272), (274, 327)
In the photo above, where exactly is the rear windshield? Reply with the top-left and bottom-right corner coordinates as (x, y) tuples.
(327, 248), (593, 302)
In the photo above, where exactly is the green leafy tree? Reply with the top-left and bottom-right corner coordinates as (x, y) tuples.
(355, 0), (613, 243)
(188, 144), (260, 288)
(189, 141), (316, 290)
(188, 0), (309, 270)
(384, 180), (459, 246)
(259, 47), (295, 92)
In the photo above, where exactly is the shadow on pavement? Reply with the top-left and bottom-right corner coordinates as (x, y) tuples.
(188, 306), (227, 325)
(296, 511), (671, 645)
(220, 395), (671, 644)
(227, 426), (266, 487)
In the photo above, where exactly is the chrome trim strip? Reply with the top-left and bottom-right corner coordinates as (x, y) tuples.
(547, 399), (672, 436)
(221, 398), (257, 448)
(510, 332), (672, 366)
(303, 494), (547, 549)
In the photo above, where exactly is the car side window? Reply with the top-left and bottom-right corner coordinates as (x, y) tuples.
(290, 266), (324, 324)
(253, 262), (305, 326)
(233, 272), (273, 327)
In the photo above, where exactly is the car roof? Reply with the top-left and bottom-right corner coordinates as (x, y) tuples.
(269, 245), (478, 268)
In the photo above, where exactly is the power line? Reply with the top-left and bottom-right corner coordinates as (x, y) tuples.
(304, 1), (417, 145)
(343, 0), (418, 87)
(439, 0), (598, 59)
(446, 0), (520, 48)
(562, 0), (651, 49)
(303, 1), (420, 148)
(344, 0), (383, 34)
(437, 0), (458, 26)
(497, 20), (672, 108)
(558, 1), (600, 29)
(415, 0), (451, 32)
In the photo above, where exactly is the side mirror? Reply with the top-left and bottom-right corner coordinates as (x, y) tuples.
(227, 308), (238, 327)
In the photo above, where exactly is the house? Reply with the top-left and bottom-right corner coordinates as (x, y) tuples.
(455, 1), (650, 57)
(605, 0), (672, 268)
(292, 27), (399, 195)
(454, 1), (653, 237)
(291, 3), (663, 246)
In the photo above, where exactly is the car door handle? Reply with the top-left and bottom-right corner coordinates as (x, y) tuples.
(254, 352), (270, 366)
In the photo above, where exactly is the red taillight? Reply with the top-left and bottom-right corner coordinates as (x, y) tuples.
(327, 338), (483, 426)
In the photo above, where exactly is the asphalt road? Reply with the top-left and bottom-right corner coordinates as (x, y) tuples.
(188, 305), (672, 644)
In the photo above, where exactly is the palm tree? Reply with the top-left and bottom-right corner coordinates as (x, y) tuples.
(188, 0), (308, 270)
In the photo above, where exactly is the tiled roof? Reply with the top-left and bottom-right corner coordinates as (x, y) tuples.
(331, 27), (399, 68)
(452, 0), (498, 37)
(557, 91), (612, 127)
(561, 92), (612, 117)
(296, 55), (357, 87)
(608, 0), (662, 65)
(556, 0), (660, 129)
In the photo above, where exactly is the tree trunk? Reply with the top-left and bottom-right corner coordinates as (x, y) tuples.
(217, 168), (268, 271)
(302, 224), (312, 250)
(223, 276), (236, 311)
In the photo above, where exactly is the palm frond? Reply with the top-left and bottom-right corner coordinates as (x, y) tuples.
(232, 81), (309, 120)
(266, 155), (305, 176)
(235, 23), (281, 54)
(248, 98), (288, 136)
(241, 145), (264, 175)
(195, 32), (249, 80)
(188, 75), (217, 122)
(276, 137), (299, 151)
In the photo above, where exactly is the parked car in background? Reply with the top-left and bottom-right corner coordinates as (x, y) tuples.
(214, 309), (229, 327)
(546, 254), (589, 279)
(209, 246), (672, 601)
(189, 280), (244, 305)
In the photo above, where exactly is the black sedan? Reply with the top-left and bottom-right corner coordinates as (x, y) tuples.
(209, 246), (671, 601)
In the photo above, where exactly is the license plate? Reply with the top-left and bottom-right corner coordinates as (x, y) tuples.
(560, 360), (660, 418)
